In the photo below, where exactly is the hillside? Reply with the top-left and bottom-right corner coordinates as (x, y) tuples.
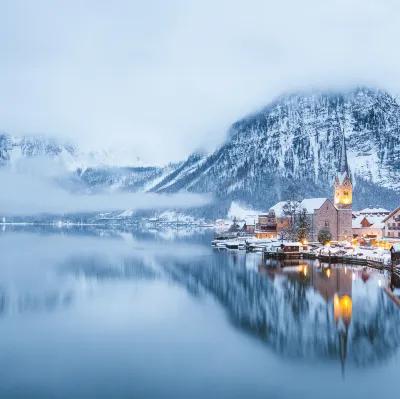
(152, 87), (400, 214)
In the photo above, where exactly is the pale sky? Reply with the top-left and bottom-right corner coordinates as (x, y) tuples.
(1, 0), (399, 164)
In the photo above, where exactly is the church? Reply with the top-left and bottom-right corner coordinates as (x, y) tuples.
(270, 135), (353, 242)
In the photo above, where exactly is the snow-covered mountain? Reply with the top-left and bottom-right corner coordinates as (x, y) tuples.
(1, 86), (399, 217)
(0, 134), (179, 192)
(152, 87), (400, 213)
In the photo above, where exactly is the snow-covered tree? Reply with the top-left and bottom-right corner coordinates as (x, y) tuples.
(296, 208), (310, 242)
(318, 227), (332, 244)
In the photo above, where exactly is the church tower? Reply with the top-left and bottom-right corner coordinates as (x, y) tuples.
(334, 135), (353, 241)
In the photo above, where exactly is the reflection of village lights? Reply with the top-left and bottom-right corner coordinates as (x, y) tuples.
(326, 269), (331, 278)
(378, 280), (382, 287)
(344, 266), (347, 274)
(303, 265), (308, 276)
(334, 294), (340, 306)
(352, 272), (356, 280)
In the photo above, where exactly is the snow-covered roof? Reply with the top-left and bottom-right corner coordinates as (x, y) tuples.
(270, 198), (329, 217)
(270, 201), (287, 218)
(360, 207), (390, 215)
(300, 198), (328, 214)
(245, 217), (256, 226)
(352, 215), (385, 229)
(352, 215), (365, 229)
(383, 206), (400, 222)
(227, 201), (260, 220)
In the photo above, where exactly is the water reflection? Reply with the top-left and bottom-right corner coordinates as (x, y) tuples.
(176, 250), (400, 371)
(1, 228), (400, 396)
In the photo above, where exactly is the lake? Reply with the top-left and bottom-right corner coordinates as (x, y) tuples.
(0, 226), (399, 399)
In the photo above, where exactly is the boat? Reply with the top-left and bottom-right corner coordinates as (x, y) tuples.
(224, 239), (246, 250)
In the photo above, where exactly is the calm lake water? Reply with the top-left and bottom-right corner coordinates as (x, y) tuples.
(0, 226), (399, 399)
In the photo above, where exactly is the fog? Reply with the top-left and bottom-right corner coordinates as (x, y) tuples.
(1, 0), (399, 163)
(0, 167), (211, 215)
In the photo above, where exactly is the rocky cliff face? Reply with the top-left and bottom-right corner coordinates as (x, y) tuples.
(1, 87), (399, 216)
(153, 87), (400, 212)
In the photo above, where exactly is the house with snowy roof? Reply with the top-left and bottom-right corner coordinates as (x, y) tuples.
(269, 135), (353, 242)
(383, 206), (400, 239)
(352, 215), (385, 239)
(359, 207), (390, 217)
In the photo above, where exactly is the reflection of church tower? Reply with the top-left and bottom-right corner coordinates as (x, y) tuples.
(334, 134), (353, 241)
(333, 267), (353, 378)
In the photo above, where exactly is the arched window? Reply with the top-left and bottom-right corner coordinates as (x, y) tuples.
(344, 190), (349, 196)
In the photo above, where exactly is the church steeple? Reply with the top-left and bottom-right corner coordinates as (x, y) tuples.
(334, 133), (353, 241)
(338, 134), (349, 174)
(334, 134), (352, 209)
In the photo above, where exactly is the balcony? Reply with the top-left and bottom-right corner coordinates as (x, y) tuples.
(256, 223), (277, 232)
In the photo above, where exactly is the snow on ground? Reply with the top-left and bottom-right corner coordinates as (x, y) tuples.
(227, 201), (260, 220)
(118, 209), (135, 218)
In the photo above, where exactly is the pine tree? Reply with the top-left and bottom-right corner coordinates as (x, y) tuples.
(318, 227), (332, 245)
(296, 208), (310, 242)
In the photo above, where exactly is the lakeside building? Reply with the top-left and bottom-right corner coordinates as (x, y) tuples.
(267, 135), (353, 242)
(359, 208), (390, 217)
(352, 215), (385, 239)
(383, 206), (400, 238)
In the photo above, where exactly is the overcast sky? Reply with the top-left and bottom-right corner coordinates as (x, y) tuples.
(1, 0), (399, 163)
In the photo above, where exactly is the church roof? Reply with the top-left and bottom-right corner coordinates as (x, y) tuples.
(336, 172), (349, 184)
(270, 198), (330, 216)
(301, 198), (328, 214)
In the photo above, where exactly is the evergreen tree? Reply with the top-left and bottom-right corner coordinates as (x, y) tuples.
(318, 227), (332, 245)
(282, 199), (301, 240)
(296, 208), (310, 242)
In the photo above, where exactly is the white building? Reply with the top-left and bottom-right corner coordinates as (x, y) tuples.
(352, 215), (385, 239)
(383, 206), (400, 238)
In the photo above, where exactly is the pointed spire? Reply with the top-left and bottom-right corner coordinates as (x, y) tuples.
(338, 133), (349, 173)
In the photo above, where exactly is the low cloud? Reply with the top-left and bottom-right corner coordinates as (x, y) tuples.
(1, 0), (399, 163)
(0, 167), (211, 215)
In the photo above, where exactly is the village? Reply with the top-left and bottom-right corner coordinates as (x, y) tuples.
(212, 136), (400, 276)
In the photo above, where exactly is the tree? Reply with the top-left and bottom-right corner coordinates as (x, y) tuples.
(318, 227), (332, 245)
(229, 217), (240, 233)
(282, 199), (301, 241)
(296, 208), (310, 242)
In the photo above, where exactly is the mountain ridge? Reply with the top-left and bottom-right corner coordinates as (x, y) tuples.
(1, 86), (399, 217)
(152, 86), (400, 213)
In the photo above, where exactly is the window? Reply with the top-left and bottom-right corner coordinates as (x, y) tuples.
(344, 191), (349, 196)
(324, 221), (329, 228)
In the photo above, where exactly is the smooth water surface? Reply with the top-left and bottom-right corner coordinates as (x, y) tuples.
(0, 226), (399, 399)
